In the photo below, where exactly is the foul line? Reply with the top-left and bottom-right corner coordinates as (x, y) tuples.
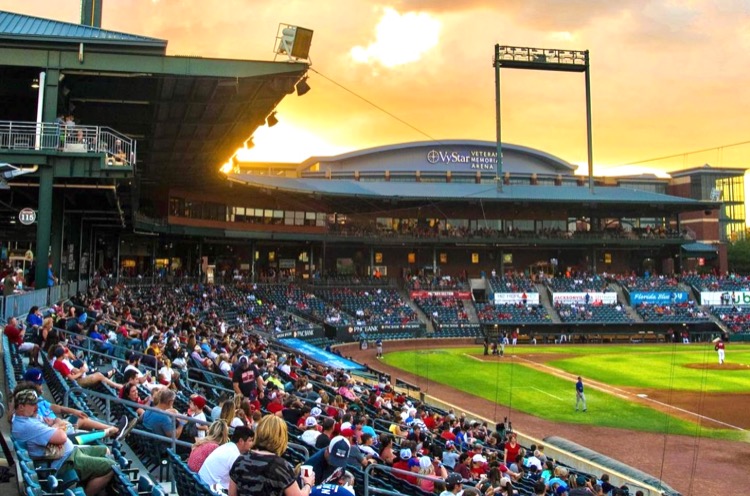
(463, 353), (485, 362)
(514, 355), (746, 431)
(530, 386), (564, 401)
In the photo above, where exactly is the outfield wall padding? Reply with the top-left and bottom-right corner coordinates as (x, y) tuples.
(544, 436), (681, 496)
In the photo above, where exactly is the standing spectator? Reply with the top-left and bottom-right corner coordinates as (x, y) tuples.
(47, 261), (57, 286)
(440, 473), (464, 496)
(229, 415), (315, 496)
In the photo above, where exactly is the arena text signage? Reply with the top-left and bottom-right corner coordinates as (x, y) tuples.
(410, 290), (472, 299)
(552, 292), (617, 305)
(629, 291), (688, 305)
(700, 291), (750, 306)
(426, 149), (497, 170)
(493, 292), (541, 305)
(274, 328), (321, 340)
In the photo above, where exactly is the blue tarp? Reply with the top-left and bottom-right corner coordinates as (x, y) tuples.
(280, 338), (366, 371)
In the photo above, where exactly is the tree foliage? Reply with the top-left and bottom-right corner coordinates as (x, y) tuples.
(727, 239), (750, 273)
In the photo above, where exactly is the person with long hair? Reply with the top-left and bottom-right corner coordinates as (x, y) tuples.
(188, 420), (229, 472)
(229, 415), (315, 496)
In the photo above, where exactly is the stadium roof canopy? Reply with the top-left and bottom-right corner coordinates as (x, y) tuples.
(228, 172), (714, 214)
(0, 10), (309, 189)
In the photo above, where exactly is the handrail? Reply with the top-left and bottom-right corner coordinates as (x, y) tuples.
(362, 463), (480, 496)
(62, 386), (209, 449)
(0, 120), (136, 167)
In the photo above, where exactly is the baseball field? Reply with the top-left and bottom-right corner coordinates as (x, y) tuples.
(381, 342), (750, 442)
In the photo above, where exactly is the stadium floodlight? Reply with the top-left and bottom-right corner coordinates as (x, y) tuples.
(296, 77), (311, 96)
(275, 24), (314, 62)
(493, 44), (593, 193)
(266, 112), (278, 127)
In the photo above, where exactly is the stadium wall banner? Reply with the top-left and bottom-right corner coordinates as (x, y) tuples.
(552, 292), (617, 305)
(629, 291), (688, 305)
(274, 327), (324, 340)
(493, 292), (540, 305)
(335, 322), (424, 342)
(280, 338), (366, 370)
(410, 290), (472, 299)
(699, 291), (750, 305)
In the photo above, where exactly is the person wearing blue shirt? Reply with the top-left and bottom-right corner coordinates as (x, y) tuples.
(142, 389), (184, 439)
(575, 376), (587, 412)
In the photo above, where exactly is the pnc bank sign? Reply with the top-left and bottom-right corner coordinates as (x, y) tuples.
(426, 149), (497, 170)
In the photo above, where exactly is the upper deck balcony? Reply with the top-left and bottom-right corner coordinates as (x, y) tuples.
(0, 120), (136, 171)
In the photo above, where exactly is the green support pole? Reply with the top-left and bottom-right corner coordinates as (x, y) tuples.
(50, 191), (64, 282)
(35, 166), (54, 289)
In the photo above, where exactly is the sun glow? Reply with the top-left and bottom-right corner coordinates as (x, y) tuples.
(350, 8), (441, 68)
(232, 121), (348, 164)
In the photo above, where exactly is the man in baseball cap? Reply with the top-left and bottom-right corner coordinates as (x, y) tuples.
(304, 435), (351, 485)
(441, 472), (464, 495)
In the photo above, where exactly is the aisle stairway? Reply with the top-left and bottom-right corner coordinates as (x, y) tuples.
(536, 283), (562, 323)
(608, 283), (644, 323)
(399, 288), (435, 333)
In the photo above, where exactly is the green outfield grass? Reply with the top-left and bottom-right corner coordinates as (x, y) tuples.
(382, 344), (750, 441)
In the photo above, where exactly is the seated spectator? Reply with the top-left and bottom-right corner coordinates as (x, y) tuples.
(305, 435), (351, 485)
(11, 389), (116, 496)
(187, 420), (229, 472)
(199, 426), (255, 490)
(51, 346), (123, 391)
(18, 370), (134, 439)
(229, 415), (315, 496)
(4, 316), (41, 366)
(142, 388), (183, 439)
(300, 416), (321, 448)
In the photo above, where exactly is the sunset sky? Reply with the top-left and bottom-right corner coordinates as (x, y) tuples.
(4, 0), (750, 177)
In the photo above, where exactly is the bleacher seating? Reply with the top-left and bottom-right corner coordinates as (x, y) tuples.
(476, 303), (551, 325)
(315, 287), (418, 326)
(617, 276), (680, 292)
(636, 303), (709, 323)
(488, 276), (536, 293)
(547, 276), (609, 292)
(683, 274), (750, 292)
(710, 305), (750, 333)
(556, 303), (632, 324)
(1, 280), (646, 496)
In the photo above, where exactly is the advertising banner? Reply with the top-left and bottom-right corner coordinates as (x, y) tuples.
(700, 291), (750, 306)
(334, 322), (424, 342)
(410, 290), (472, 299)
(629, 291), (688, 305)
(493, 292), (540, 305)
(552, 292), (617, 305)
(273, 327), (324, 340)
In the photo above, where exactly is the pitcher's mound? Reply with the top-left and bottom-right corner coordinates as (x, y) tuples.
(684, 362), (749, 370)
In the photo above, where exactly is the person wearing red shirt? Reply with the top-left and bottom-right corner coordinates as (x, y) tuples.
(504, 432), (521, 465)
(4, 317), (40, 365)
(51, 346), (123, 391)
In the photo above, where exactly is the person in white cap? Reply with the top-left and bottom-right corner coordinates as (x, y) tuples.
(300, 416), (321, 448)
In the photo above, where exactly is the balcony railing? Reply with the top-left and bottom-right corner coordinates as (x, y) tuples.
(0, 120), (136, 167)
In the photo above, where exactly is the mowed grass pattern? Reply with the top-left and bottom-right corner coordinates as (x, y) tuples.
(382, 345), (750, 441)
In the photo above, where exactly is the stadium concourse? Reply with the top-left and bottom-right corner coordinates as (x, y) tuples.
(1, 275), (749, 496)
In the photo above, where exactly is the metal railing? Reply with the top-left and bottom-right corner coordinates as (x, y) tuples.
(0, 120), (136, 167)
(1, 279), (92, 320)
(63, 386), (209, 492)
(363, 463), (480, 496)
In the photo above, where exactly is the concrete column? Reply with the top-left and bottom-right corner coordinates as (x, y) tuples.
(34, 166), (54, 289)
(50, 191), (64, 281)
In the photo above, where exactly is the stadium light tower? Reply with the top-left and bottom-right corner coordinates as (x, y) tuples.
(493, 45), (593, 193)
